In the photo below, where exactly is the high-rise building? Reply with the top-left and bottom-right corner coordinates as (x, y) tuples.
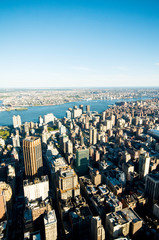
(44, 113), (55, 124)
(44, 210), (57, 240)
(89, 127), (97, 145)
(60, 125), (66, 135)
(91, 216), (105, 240)
(0, 182), (12, 215)
(79, 104), (84, 113)
(11, 134), (20, 148)
(38, 116), (43, 126)
(23, 176), (49, 203)
(89, 127), (93, 145)
(73, 108), (82, 118)
(59, 134), (69, 153)
(86, 105), (90, 112)
(12, 115), (21, 128)
(66, 108), (72, 119)
(75, 148), (89, 176)
(145, 172), (159, 202)
(66, 140), (73, 154)
(138, 150), (150, 178)
(92, 128), (97, 145)
(24, 122), (30, 134)
(57, 166), (80, 200)
(23, 137), (43, 179)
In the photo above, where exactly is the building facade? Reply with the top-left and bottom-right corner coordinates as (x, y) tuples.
(23, 137), (43, 179)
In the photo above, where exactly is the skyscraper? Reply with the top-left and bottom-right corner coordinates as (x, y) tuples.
(86, 105), (90, 112)
(23, 136), (43, 179)
(138, 150), (150, 178)
(89, 127), (97, 145)
(75, 148), (89, 176)
(12, 115), (21, 128)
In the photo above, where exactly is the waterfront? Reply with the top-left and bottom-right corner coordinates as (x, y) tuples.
(0, 97), (151, 126)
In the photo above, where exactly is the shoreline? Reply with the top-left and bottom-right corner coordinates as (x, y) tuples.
(0, 96), (152, 111)
(0, 96), (154, 126)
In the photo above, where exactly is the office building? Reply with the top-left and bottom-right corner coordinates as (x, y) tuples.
(0, 182), (12, 213)
(38, 116), (43, 126)
(86, 105), (90, 112)
(66, 108), (72, 119)
(145, 172), (159, 202)
(12, 115), (21, 128)
(23, 176), (49, 203)
(89, 127), (97, 145)
(105, 208), (142, 239)
(44, 210), (57, 240)
(44, 113), (55, 124)
(91, 216), (105, 240)
(23, 136), (43, 179)
(79, 104), (84, 113)
(153, 204), (159, 219)
(66, 140), (73, 154)
(60, 125), (66, 135)
(138, 150), (150, 178)
(57, 166), (80, 200)
(11, 134), (20, 148)
(75, 148), (89, 176)
(73, 107), (82, 119)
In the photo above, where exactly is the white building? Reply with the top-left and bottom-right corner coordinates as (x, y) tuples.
(12, 115), (21, 128)
(23, 176), (49, 203)
(0, 138), (5, 148)
(38, 116), (43, 126)
(44, 113), (55, 124)
(60, 125), (66, 135)
(12, 135), (20, 148)
(73, 108), (82, 119)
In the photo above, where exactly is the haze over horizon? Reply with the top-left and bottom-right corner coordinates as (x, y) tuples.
(0, 0), (159, 88)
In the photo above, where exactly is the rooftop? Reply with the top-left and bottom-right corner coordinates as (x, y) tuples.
(24, 136), (39, 142)
(44, 210), (57, 225)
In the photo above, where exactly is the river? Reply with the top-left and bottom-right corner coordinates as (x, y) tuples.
(0, 97), (151, 126)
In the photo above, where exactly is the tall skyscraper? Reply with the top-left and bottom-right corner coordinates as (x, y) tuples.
(12, 115), (21, 128)
(23, 136), (43, 179)
(138, 151), (150, 178)
(75, 148), (89, 176)
(66, 140), (73, 154)
(79, 104), (84, 113)
(89, 127), (97, 145)
(86, 105), (90, 112)
(89, 127), (93, 145)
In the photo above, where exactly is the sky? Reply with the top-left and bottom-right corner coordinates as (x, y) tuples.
(0, 0), (159, 88)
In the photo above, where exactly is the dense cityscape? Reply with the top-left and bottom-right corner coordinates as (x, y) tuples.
(1, 0), (159, 239)
(0, 95), (159, 240)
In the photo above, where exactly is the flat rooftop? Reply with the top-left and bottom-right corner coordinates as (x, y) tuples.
(44, 210), (57, 225)
(24, 136), (39, 142)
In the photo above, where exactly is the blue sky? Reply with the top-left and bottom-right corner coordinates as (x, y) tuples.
(0, 0), (159, 88)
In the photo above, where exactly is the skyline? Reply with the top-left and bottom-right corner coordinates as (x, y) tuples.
(0, 0), (159, 87)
